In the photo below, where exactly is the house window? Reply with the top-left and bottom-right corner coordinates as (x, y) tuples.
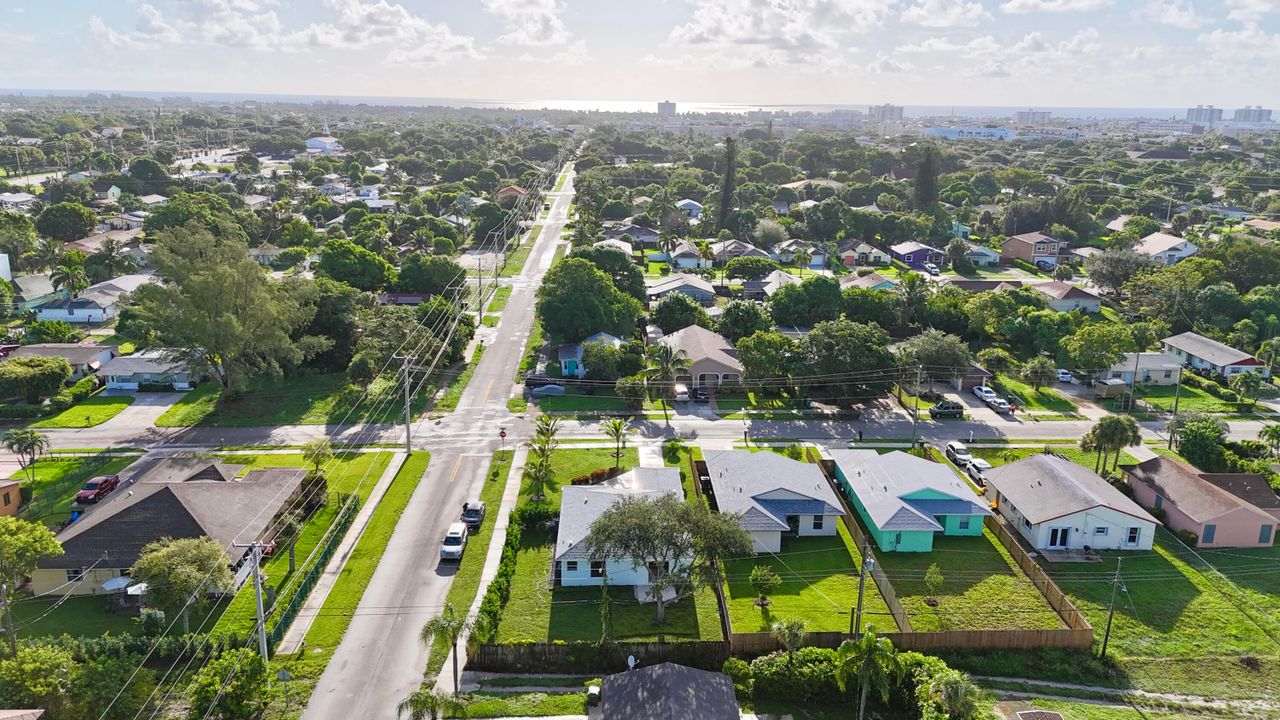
(1, 491), (9, 506)
(565, 561), (578, 573)
(1095, 526), (1109, 536)
(66, 568), (86, 582)
(1260, 525), (1273, 545)
(958, 518), (970, 530)
(590, 561), (605, 578)
(1022, 517), (1032, 530)
(812, 515), (824, 530)
(1163, 370), (1172, 379)
(1154, 495), (1163, 509)
(1127, 527), (1142, 545)
(1201, 525), (1216, 544)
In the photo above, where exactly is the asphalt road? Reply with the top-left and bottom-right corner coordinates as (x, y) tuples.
(299, 164), (574, 720)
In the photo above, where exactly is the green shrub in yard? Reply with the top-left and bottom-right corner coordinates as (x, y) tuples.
(48, 376), (100, 412)
(472, 501), (555, 644)
(749, 647), (840, 703)
(723, 658), (753, 700)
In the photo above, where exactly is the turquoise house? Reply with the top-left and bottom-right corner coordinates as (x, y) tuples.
(828, 449), (991, 552)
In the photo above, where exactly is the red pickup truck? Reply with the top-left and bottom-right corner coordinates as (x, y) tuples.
(75, 475), (121, 504)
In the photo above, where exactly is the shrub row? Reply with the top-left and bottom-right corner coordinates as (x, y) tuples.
(48, 376), (101, 412)
(568, 467), (621, 486)
(1181, 372), (1242, 402)
(30, 631), (251, 666)
(472, 501), (556, 643)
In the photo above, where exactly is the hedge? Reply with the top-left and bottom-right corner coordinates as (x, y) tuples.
(472, 501), (556, 644)
(48, 376), (101, 412)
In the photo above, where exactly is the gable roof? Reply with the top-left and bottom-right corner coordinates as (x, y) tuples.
(555, 468), (683, 560)
(940, 278), (1024, 293)
(1033, 281), (1099, 301)
(841, 272), (896, 291)
(594, 238), (634, 255)
(829, 450), (990, 532)
(600, 662), (738, 720)
(659, 325), (741, 372)
(1123, 457), (1275, 523)
(12, 274), (55, 301)
(9, 343), (113, 366)
(1005, 231), (1059, 247)
(743, 269), (800, 297)
(703, 450), (844, 531)
(1162, 331), (1259, 367)
(1200, 473), (1280, 511)
(889, 241), (940, 256)
(99, 349), (187, 376)
(646, 273), (715, 297)
(1135, 232), (1196, 256)
(710, 238), (770, 259)
(603, 224), (659, 240)
(984, 454), (1158, 526)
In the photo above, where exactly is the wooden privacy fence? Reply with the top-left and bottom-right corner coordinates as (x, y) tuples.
(690, 455), (735, 645)
(468, 641), (730, 674)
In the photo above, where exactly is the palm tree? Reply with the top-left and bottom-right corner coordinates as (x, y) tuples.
(771, 619), (808, 664)
(1091, 414), (1142, 474)
(927, 669), (981, 720)
(1229, 370), (1264, 410)
(1259, 424), (1280, 457)
(643, 344), (691, 424)
(697, 240), (717, 276)
(33, 236), (63, 271)
(419, 603), (470, 697)
(601, 417), (630, 469)
(1258, 338), (1280, 376)
(91, 237), (136, 279)
(894, 271), (932, 324)
(944, 238), (967, 270)
(397, 687), (465, 720)
(51, 257), (89, 298)
(834, 628), (901, 720)
(792, 248), (812, 272)
(3, 428), (49, 485)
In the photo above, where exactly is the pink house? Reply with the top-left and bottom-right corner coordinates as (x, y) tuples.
(1124, 457), (1277, 548)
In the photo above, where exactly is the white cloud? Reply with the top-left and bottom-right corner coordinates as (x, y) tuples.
(0, 29), (33, 44)
(518, 40), (590, 64)
(867, 55), (912, 72)
(976, 60), (1011, 76)
(670, 0), (897, 65)
(897, 34), (998, 52)
(1132, 0), (1211, 29)
(1198, 23), (1280, 64)
(1225, 0), (1279, 22)
(484, 0), (572, 46)
(901, 0), (991, 27)
(1000, 0), (1110, 13)
(133, 3), (182, 43)
(89, 16), (144, 49)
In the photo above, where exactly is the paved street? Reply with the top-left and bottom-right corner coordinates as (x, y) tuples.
(299, 163), (574, 720)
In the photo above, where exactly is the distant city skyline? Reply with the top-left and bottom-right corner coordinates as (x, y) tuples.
(3, 0), (1278, 108)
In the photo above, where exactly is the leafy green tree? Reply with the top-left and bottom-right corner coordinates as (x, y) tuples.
(22, 319), (79, 345)
(419, 603), (470, 697)
(0, 517), (62, 654)
(1229, 371), (1264, 409)
(186, 648), (265, 720)
(844, 288), (903, 328)
(1061, 323), (1137, 372)
(770, 275), (843, 327)
(0, 643), (78, 715)
(318, 238), (394, 291)
(894, 271), (933, 325)
(1020, 356), (1058, 390)
(976, 347), (1016, 374)
(1258, 424), (1280, 457)
(717, 136), (738, 231)
(1085, 250), (1156, 292)
(569, 245), (646, 300)
(536, 258), (642, 343)
(1168, 411), (1228, 471)
(925, 668), (981, 720)
(834, 629), (902, 720)
(724, 256), (779, 280)
(651, 293), (710, 334)
(737, 331), (795, 382)
(752, 218), (788, 248)
(914, 145), (940, 206)
(35, 202), (95, 242)
(793, 320), (895, 402)
(397, 252), (464, 298)
(2, 429), (51, 486)
(303, 437), (333, 474)
(716, 300), (773, 343)
(584, 493), (752, 624)
(40, 179), (93, 206)
(88, 236), (138, 280)
(643, 343), (691, 423)
(131, 537), (232, 634)
(749, 565), (782, 605)
(0, 211), (37, 264)
(51, 254), (89, 298)
(896, 330), (971, 387)
(771, 619), (808, 664)
(0, 357), (72, 403)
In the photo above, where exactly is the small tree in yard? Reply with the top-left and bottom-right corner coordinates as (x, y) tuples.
(601, 417), (631, 468)
(584, 494), (752, 624)
(187, 648), (266, 720)
(2, 429), (49, 486)
(397, 687), (466, 720)
(303, 436), (333, 474)
(771, 619), (807, 664)
(419, 603), (470, 697)
(749, 565), (782, 606)
(0, 517), (62, 655)
(131, 537), (232, 634)
(834, 628), (902, 720)
(924, 563), (944, 599)
(1230, 371), (1264, 409)
(1020, 356), (1058, 391)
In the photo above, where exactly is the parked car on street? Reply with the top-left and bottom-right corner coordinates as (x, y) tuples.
(461, 501), (486, 531)
(965, 458), (993, 485)
(531, 384), (566, 397)
(987, 398), (1012, 413)
(929, 401), (965, 419)
(440, 522), (468, 561)
(973, 386), (997, 402)
(75, 475), (120, 505)
(1057, 369), (1074, 383)
(944, 441), (972, 465)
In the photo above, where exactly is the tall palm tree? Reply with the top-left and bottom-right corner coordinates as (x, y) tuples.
(643, 344), (691, 424)
(601, 418), (630, 469)
(771, 619), (808, 665)
(927, 669), (981, 720)
(91, 237), (136, 279)
(33, 236), (63, 271)
(1258, 338), (1280, 376)
(894, 271), (932, 324)
(834, 628), (901, 720)
(524, 415), (561, 500)
(51, 258), (89, 298)
(3, 428), (49, 485)
(396, 687), (464, 720)
(697, 240), (717, 273)
(1091, 414), (1142, 474)
(1259, 424), (1280, 457)
(944, 238), (967, 270)
(419, 603), (470, 697)
(792, 249), (812, 272)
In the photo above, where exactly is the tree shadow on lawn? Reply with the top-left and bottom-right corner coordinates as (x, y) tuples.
(546, 584), (707, 643)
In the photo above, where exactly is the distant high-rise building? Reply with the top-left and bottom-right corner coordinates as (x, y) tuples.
(1014, 109), (1051, 125)
(868, 104), (904, 122)
(1186, 105), (1223, 124)
(1233, 106), (1272, 123)
(657, 100), (676, 117)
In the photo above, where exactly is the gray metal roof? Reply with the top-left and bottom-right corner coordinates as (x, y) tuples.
(659, 325), (742, 373)
(1123, 457), (1274, 523)
(554, 468), (683, 560)
(646, 273), (715, 297)
(1162, 331), (1258, 367)
(703, 450), (844, 531)
(99, 350), (187, 376)
(600, 662), (737, 720)
(984, 454), (1158, 526)
(828, 450), (989, 532)
(9, 343), (113, 366)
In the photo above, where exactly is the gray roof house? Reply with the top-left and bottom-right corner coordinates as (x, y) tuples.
(12, 274), (62, 309)
(554, 468), (683, 587)
(703, 449), (845, 553)
(600, 662), (738, 720)
(658, 325), (742, 388)
(1161, 331), (1269, 378)
(742, 269), (800, 300)
(7, 344), (115, 379)
(100, 350), (196, 391)
(556, 332), (622, 379)
(646, 273), (716, 304)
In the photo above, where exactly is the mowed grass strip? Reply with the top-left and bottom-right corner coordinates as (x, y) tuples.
(970, 446), (1138, 471)
(31, 393), (135, 428)
(995, 375), (1080, 413)
(155, 373), (428, 428)
(487, 286), (512, 313)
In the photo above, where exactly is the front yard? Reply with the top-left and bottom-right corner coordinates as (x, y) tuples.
(13, 455), (138, 527)
(713, 390), (808, 415)
(993, 375), (1080, 414)
(1133, 384), (1244, 413)
(969, 446), (1139, 473)
(31, 393), (135, 428)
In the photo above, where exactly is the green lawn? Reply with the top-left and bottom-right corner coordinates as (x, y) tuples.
(723, 522), (893, 633)
(210, 451), (395, 637)
(994, 375), (1080, 413)
(1135, 384), (1243, 413)
(536, 389), (670, 414)
(13, 456), (137, 527)
(487, 286), (512, 313)
(31, 393), (135, 428)
(155, 373), (431, 427)
(426, 450), (511, 675)
(499, 225), (542, 278)
(713, 390), (807, 414)
(645, 260), (669, 277)
(459, 691), (586, 718)
(970, 446), (1139, 472)
(1015, 699), (1212, 720)
(12, 596), (142, 638)
(553, 169), (569, 193)
(873, 529), (1064, 631)
(518, 448), (639, 506)
(433, 346), (485, 412)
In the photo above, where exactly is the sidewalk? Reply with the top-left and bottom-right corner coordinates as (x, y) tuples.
(276, 450), (408, 653)
(435, 445), (529, 694)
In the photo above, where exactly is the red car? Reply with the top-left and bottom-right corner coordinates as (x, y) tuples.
(75, 475), (120, 504)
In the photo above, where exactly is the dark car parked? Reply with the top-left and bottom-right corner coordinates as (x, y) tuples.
(75, 475), (121, 505)
(461, 501), (486, 531)
(929, 401), (965, 419)
(692, 387), (710, 403)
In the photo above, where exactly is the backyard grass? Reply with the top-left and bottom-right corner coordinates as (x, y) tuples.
(663, 443), (705, 501)
(493, 527), (722, 643)
(1134, 384), (1243, 413)
(499, 225), (541, 278)
(1012, 699), (1214, 720)
(12, 596), (143, 638)
(994, 375), (1080, 413)
(31, 393), (135, 428)
(486, 286), (512, 313)
(873, 529), (1064, 631)
(426, 450), (511, 676)
(459, 691), (586, 718)
(155, 373), (430, 427)
(13, 455), (137, 528)
(723, 522), (893, 633)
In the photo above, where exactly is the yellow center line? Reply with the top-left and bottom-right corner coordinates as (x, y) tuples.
(447, 455), (464, 484)
(479, 378), (496, 406)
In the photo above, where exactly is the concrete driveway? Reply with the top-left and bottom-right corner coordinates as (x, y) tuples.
(98, 391), (186, 429)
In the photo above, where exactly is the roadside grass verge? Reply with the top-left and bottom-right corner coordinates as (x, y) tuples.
(713, 390), (807, 414)
(457, 691), (585, 718)
(487, 286), (512, 313)
(155, 373), (429, 427)
(499, 225), (542, 278)
(433, 345), (486, 413)
(994, 375), (1080, 413)
(31, 393), (135, 428)
(970, 446), (1138, 472)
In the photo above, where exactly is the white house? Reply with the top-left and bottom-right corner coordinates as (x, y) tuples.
(242, 194), (272, 210)
(984, 454), (1158, 552)
(557, 332), (623, 378)
(34, 274), (156, 324)
(771, 239), (826, 268)
(963, 243), (1001, 268)
(7, 344), (115, 379)
(1134, 232), (1198, 265)
(99, 350), (195, 391)
(1161, 331), (1270, 378)
(646, 273), (716, 304)
(1100, 352), (1182, 386)
(668, 240), (711, 269)
(703, 449), (845, 553)
(554, 468), (686, 587)
(0, 192), (36, 212)
(1032, 281), (1102, 313)
(137, 194), (169, 208)
(306, 136), (344, 155)
(676, 198), (703, 219)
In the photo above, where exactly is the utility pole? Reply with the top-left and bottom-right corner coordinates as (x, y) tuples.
(1168, 366), (1184, 449)
(1127, 351), (1142, 413)
(233, 542), (270, 663)
(1100, 557), (1123, 659)
(393, 354), (415, 453)
(852, 549), (875, 636)
(911, 365), (923, 448)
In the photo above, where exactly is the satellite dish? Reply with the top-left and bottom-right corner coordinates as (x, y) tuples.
(627, 655), (637, 670)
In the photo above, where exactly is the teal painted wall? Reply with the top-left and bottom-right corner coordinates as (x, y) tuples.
(940, 514), (984, 536)
(835, 466), (937, 552)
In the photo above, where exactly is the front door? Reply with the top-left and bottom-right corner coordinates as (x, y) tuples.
(1048, 527), (1070, 549)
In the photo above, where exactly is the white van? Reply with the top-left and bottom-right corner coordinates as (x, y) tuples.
(673, 383), (690, 402)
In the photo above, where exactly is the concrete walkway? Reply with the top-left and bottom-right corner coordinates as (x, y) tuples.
(637, 445), (664, 468)
(277, 450), (408, 653)
(435, 445), (530, 694)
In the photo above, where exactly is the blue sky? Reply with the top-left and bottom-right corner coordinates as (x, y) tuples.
(3, 0), (1278, 108)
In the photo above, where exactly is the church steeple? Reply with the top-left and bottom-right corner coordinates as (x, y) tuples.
(322, 114), (330, 136)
